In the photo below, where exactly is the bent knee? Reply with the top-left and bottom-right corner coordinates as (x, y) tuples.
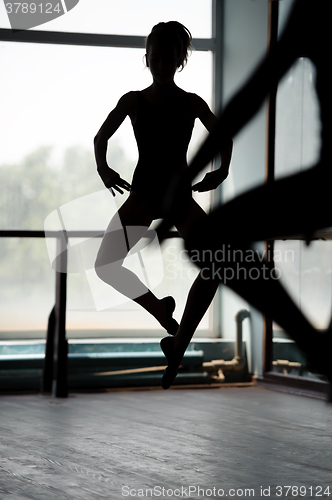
(95, 233), (127, 268)
(94, 247), (124, 276)
(94, 254), (124, 285)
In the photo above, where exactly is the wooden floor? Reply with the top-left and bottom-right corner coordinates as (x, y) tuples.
(0, 386), (331, 500)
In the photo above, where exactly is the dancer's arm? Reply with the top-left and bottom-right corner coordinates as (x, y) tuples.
(94, 92), (134, 196)
(190, 94), (233, 192)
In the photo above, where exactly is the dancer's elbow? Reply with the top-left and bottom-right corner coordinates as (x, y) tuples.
(94, 132), (103, 147)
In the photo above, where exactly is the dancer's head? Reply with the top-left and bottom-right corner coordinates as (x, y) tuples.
(145, 21), (193, 84)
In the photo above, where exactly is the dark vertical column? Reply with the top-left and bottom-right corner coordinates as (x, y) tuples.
(212, 0), (224, 336)
(263, 0), (279, 374)
(212, 0), (224, 114)
(42, 306), (55, 393)
(52, 234), (68, 397)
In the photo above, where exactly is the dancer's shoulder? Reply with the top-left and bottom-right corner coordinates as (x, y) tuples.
(117, 91), (138, 108)
(114, 91), (139, 121)
(186, 92), (215, 123)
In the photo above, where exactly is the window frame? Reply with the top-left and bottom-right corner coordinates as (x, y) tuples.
(0, 2), (223, 340)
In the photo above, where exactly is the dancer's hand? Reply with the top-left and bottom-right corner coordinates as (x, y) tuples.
(98, 166), (131, 196)
(192, 168), (229, 192)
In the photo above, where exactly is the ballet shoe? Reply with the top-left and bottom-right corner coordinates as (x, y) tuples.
(161, 366), (178, 390)
(160, 335), (173, 359)
(160, 336), (183, 390)
(161, 296), (179, 336)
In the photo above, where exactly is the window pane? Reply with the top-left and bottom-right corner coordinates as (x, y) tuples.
(273, 239), (332, 381)
(272, 4), (328, 381)
(273, 240), (332, 331)
(0, 42), (213, 229)
(1, 41), (214, 337)
(0, 238), (55, 339)
(0, 0), (212, 37)
(275, 58), (320, 179)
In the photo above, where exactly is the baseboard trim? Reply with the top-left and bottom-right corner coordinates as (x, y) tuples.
(254, 372), (329, 400)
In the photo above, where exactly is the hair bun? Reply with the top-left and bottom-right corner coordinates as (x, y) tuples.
(146, 21), (193, 71)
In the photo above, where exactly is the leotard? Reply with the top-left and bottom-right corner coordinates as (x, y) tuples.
(131, 90), (196, 218)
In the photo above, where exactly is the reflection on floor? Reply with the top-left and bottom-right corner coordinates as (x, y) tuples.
(0, 386), (331, 499)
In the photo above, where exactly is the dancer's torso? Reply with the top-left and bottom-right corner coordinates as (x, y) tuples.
(130, 90), (196, 217)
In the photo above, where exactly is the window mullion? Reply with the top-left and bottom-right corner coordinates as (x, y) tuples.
(0, 28), (214, 51)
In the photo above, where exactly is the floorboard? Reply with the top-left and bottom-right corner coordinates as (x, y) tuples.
(0, 386), (331, 499)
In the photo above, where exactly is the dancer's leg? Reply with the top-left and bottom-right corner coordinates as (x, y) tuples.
(173, 273), (218, 351)
(174, 198), (219, 345)
(95, 192), (177, 332)
(160, 199), (219, 388)
(160, 272), (218, 389)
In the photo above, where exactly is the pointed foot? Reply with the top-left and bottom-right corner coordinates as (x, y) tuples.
(160, 336), (183, 390)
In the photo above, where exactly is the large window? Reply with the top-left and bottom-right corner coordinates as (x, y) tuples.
(0, 2), (217, 339)
(272, 0), (331, 380)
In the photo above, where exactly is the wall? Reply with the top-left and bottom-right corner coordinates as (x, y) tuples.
(219, 0), (269, 375)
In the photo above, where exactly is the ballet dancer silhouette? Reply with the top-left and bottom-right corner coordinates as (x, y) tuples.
(94, 21), (232, 375)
